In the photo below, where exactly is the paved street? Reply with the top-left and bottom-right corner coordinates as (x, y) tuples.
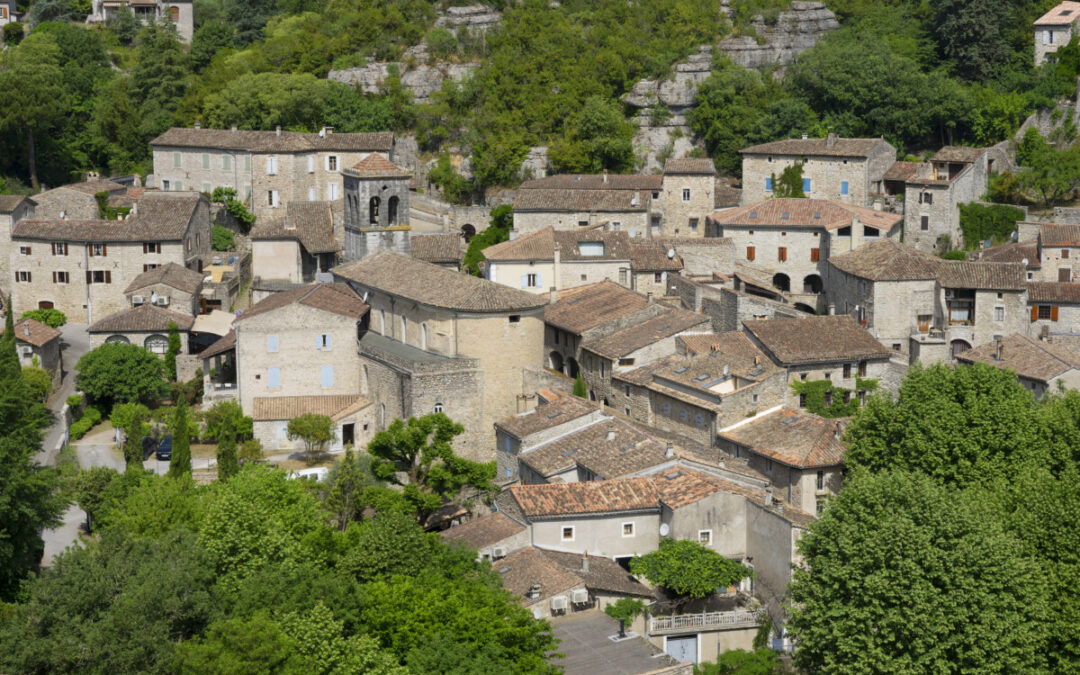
(38, 323), (90, 467)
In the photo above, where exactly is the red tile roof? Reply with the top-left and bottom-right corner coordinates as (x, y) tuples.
(251, 394), (369, 421)
(0, 318), (61, 348)
(88, 304), (195, 333)
(509, 478), (659, 517)
(741, 136), (890, 158)
(1035, 2), (1080, 26)
(711, 198), (902, 231)
(440, 511), (526, 550)
(744, 315), (891, 365)
(1040, 223), (1080, 247)
(346, 153), (410, 177)
(151, 127), (394, 152)
(236, 283), (368, 322)
(955, 334), (1080, 383)
(124, 262), (205, 294)
(583, 310), (709, 359)
(544, 281), (649, 334)
(719, 409), (847, 469)
(1029, 281), (1080, 304)
(663, 158), (716, 175)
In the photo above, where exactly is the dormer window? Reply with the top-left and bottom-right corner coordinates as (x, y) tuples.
(578, 242), (605, 257)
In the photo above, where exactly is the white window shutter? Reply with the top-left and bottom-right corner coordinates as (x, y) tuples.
(325, 334), (331, 349)
(316, 335), (322, 350)
(266, 157), (273, 174)
(308, 155), (315, 173)
(521, 274), (528, 289)
(272, 190), (279, 207)
(536, 273), (543, 288)
(308, 187), (315, 201)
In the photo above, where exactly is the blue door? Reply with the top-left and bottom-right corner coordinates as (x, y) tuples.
(666, 634), (697, 663)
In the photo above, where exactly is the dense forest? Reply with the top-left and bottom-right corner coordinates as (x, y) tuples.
(1, 0), (1079, 197)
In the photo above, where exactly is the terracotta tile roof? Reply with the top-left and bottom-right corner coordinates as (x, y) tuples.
(932, 146), (986, 164)
(935, 260), (1026, 290)
(629, 240), (683, 271)
(492, 548), (585, 606)
(1029, 281), (1080, 304)
(519, 174), (663, 191)
(13, 192), (202, 242)
(654, 468), (742, 509)
(497, 395), (600, 440)
(0, 318), (61, 348)
(744, 315), (891, 365)
(519, 417), (671, 479)
(509, 478), (659, 517)
(715, 181), (742, 208)
(664, 158), (716, 175)
(741, 136), (890, 158)
(334, 251), (546, 313)
(513, 189), (648, 212)
(583, 310), (709, 359)
(828, 239), (939, 281)
(883, 160), (921, 182)
(250, 201), (339, 254)
(614, 354), (685, 386)
(711, 198), (902, 231)
(553, 230), (633, 261)
(199, 331), (235, 358)
(124, 262), (204, 294)
(88, 304), (195, 333)
(235, 282), (368, 322)
(544, 281), (649, 334)
(151, 127), (394, 153)
(345, 153), (410, 177)
(679, 330), (768, 358)
(410, 233), (462, 263)
(1040, 223), (1080, 247)
(978, 241), (1039, 266)
(1035, 2), (1080, 25)
(536, 549), (652, 597)
(719, 409), (847, 469)
(440, 511), (526, 550)
(0, 195), (31, 213)
(251, 394), (369, 421)
(61, 178), (127, 195)
(955, 334), (1080, 383)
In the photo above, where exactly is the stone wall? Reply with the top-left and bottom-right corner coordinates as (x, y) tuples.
(673, 238), (735, 276)
(700, 287), (805, 332)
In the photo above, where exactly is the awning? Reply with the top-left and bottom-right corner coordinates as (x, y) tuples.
(191, 309), (235, 336)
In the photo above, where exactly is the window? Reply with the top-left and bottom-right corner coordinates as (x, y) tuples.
(327, 183), (338, 200)
(1037, 305), (1055, 321)
(174, 180), (183, 191)
(799, 393), (807, 408)
(87, 270), (110, 284)
(18, 245), (30, 255)
(698, 530), (712, 546)
(625, 406), (631, 416)
(1045, 29), (1051, 45)
(612, 221), (620, 231)
(619, 268), (628, 285)
(321, 366), (334, 387)
(579, 220), (589, 227)
(202, 182), (211, 194)
(858, 360), (867, 377)
(1064, 249), (1071, 259)
(580, 274), (587, 281)
(824, 372), (831, 381)
(802, 178), (811, 193)
(509, 315), (520, 323)
(679, 409), (687, 422)
(309, 187), (316, 201)
(327, 155), (339, 171)
(267, 367), (281, 389)
(682, 188), (691, 202)
(765, 177), (773, 191)
(622, 522), (635, 537)
(695, 413), (704, 427)
(766, 458), (773, 474)
(91, 243), (106, 256)
(920, 215), (929, 231)
(143, 242), (160, 254)
(401, 315), (408, 342)
(689, 218), (698, 232)
(523, 273), (539, 288)
(752, 393), (759, 403)
(778, 246), (787, 262)
(561, 526), (574, 542)
(840, 180), (849, 195)
(202, 153), (209, 169)
(434, 402), (444, 414)
(663, 402), (671, 416)
(810, 248), (820, 262)
(746, 246), (756, 261)
(15, 271), (30, 283)
(53, 271), (69, 283)
(266, 156), (278, 175)
(223, 155), (231, 170)
(995, 307), (1005, 322)
(317, 334), (331, 350)
(920, 192), (933, 205)
(624, 385), (631, 396)
(267, 335), (278, 352)
(654, 272), (663, 283)
(307, 155), (315, 173)
(173, 152), (181, 168)
(162, 180), (171, 191)
(816, 470), (825, 491)
(843, 364), (851, 379)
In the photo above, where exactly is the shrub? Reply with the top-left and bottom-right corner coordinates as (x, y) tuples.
(2, 22), (23, 45)
(23, 366), (52, 403)
(21, 308), (67, 328)
(66, 394), (83, 409)
(958, 203), (1025, 250)
(70, 406), (102, 441)
(211, 225), (236, 251)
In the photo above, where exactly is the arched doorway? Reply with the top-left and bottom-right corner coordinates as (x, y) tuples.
(144, 334), (169, 355)
(38, 300), (54, 309)
(950, 339), (971, 358)
(369, 196), (380, 225)
(802, 274), (823, 294)
(388, 195), (399, 225)
(461, 224), (476, 241)
(105, 335), (130, 345)
(794, 303), (816, 314)
(772, 273), (790, 292)
(550, 351), (564, 373)
(566, 357), (580, 379)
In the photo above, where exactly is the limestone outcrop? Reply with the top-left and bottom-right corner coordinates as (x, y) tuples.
(328, 46), (478, 105)
(434, 5), (501, 32)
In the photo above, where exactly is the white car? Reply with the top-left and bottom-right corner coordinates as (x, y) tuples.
(288, 467), (329, 482)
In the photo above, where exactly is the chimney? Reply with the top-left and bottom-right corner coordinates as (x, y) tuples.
(275, 125), (281, 137)
(753, 356), (760, 365)
(602, 169), (608, 184)
(23, 324), (30, 337)
(319, 127), (326, 138)
(194, 121), (200, 130)
(801, 133), (808, 140)
(647, 291), (654, 303)
(665, 444), (674, 459)
(828, 303), (836, 316)
(995, 338), (1004, 362)
(231, 124), (238, 133)
(553, 243), (561, 290)
(834, 421), (841, 440)
(549, 287), (558, 305)
(581, 552), (589, 574)
(606, 428), (616, 441)
(325, 126), (333, 135)
(826, 132), (838, 148)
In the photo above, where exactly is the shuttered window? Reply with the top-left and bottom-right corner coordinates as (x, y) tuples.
(746, 246), (755, 261)
(810, 248), (820, 262)
(267, 367), (281, 389)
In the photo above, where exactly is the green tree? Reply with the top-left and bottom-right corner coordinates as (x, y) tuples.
(216, 409), (239, 480)
(170, 398), (192, 477)
(287, 413), (336, 464)
(367, 413), (496, 522)
(131, 22), (189, 141)
(2, 22), (23, 45)
(788, 470), (1048, 674)
(202, 401), (253, 443)
(463, 205), (512, 276)
(190, 20), (234, 72)
(110, 402), (150, 471)
(73, 465), (120, 532)
(1015, 128), (1080, 207)
(629, 538), (752, 604)
(76, 343), (169, 409)
(604, 597), (645, 624)
(165, 321), (182, 381)
(212, 225), (236, 251)
(771, 161), (805, 198)
(932, 0), (1010, 82)
(21, 365), (52, 403)
(21, 308), (67, 327)
(549, 95), (636, 174)
(325, 446), (379, 530)
(695, 649), (782, 675)
(573, 373), (587, 398)
(109, 3), (137, 44)
(0, 32), (69, 191)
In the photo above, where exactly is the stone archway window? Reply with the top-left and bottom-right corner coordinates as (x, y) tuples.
(388, 196), (399, 225)
(369, 196), (380, 224)
(145, 334), (169, 354)
(106, 335), (130, 345)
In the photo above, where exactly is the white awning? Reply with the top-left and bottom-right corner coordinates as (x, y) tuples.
(191, 310), (235, 336)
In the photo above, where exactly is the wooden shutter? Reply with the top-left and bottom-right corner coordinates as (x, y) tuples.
(1052, 305), (1060, 322)
(1031, 306), (1039, 322)
(105, 271), (112, 284)
(746, 246), (755, 261)
(51, 272), (56, 283)
(778, 247), (787, 262)
(810, 248), (819, 262)
(26, 272), (30, 283)
(88, 245), (94, 258)
(51, 243), (56, 255)
(102, 244), (107, 256)
(142, 243), (147, 254)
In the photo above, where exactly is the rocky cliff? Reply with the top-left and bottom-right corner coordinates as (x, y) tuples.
(717, 1), (838, 71)
(328, 45), (478, 105)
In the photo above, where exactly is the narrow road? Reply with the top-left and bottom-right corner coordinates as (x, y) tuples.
(37, 323), (90, 467)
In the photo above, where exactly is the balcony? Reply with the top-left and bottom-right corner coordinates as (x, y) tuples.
(648, 609), (761, 635)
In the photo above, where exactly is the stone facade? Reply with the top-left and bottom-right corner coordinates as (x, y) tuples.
(89, 326), (190, 354)
(512, 208), (650, 237)
(902, 152), (1003, 253)
(0, 197), (34, 304)
(89, 0), (194, 42)
(655, 171), (715, 238)
(1035, 3), (1080, 66)
(125, 281), (199, 318)
(342, 159), (411, 261)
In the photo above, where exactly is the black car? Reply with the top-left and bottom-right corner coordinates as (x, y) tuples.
(156, 435), (173, 461)
(141, 436), (156, 460)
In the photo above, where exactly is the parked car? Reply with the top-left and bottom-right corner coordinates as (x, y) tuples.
(288, 467), (329, 482)
(141, 436), (156, 460)
(156, 435), (173, 461)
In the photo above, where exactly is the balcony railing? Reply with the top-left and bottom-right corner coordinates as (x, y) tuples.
(649, 609), (761, 634)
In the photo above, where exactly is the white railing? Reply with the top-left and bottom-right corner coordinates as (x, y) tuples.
(649, 609), (760, 633)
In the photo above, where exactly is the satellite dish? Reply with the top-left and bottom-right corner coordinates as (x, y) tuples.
(1022, 258), (1029, 266)
(659, 523), (670, 536)
(667, 248), (675, 259)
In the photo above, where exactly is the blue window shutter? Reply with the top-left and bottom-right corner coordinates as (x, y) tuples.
(267, 335), (278, 352)
(321, 366), (333, 387)
(803, 178), (811, 193)
(765, 177), (773, 191)
(536, 273), (543, 288)
(504, 436), (510, 453)
(268, 367), (280, 389)
(520, 274), (528, 289)
(841, 181), (849, 195)
(325, 334), (331, 350)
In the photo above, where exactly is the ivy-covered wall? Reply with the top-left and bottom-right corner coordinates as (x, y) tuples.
(790, 378), (878, 418)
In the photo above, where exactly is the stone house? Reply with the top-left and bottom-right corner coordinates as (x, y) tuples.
(709, 198), (903, 313)
(956, 334), (1080, 399)
(1035, 2), (1080, 66)
(0, 0), (17, 27)
(88, 0), (194, 42)
(0, 318), (62, 386)
(827, 239), (1029, 363)
(200, 331), (237, 404)
(123, 262), (204, 317)
(250, 201), (340, 301)
(655, 158), (717, 238)
(613, 331), (787, 448)
(10, 192), (212, 323)
(628, 239), (686, 296)
(88, 303), (194, 355)
(739, 134), (896, 207)
(333, 251), (547, 462)
(494, 394), (605, 482)
(902, 146), (1004, 253)
(232, 283), (370, 446)
(484, 226), (631, 293)
(1036, 224), (1080, 282)
(440, 511), (531, 562)
(250, 394), (374, 452)
(409, 233), (462, 269)
(150, 126), (394, 220)
(544, 281), (652, 377)
(743, 315), (898, 408)
(978, 239), (1040, 281)
(30, 178), (127, 221)
(717, 409), (846, 516)
(341, 154), (411, 261)
(0, 195), (35, 306)
(1028, 281), (1080, 338)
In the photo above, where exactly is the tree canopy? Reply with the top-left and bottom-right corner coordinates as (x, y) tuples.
(75, 343), (169, 409)
(629, 538), (752, 600)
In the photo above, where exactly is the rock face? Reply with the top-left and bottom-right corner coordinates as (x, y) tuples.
(434, 5), (502, 32)
(717, 1), (838, 71)
(328, 46), (478, 105)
